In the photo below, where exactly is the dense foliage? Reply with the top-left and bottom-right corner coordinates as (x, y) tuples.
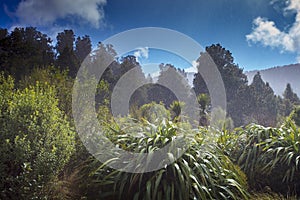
(1, 26), (300, 199)
(237, 119), (300, 194)
(83, 119), (249, 200)
(0, 74), (75, 199)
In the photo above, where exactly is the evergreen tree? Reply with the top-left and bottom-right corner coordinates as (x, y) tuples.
(283, 83), (300, 104)
(193, 44), (248, 126)
(75, 35), (92, 63)
(156, 63), (191, 107)
(290, 106), (300, 126)
(0, 28), (8, 40)
(248, 72), (278, 126)
(278, 83), (300, 118)
(56, 30), (75, 55)
(0, 27), (54, 79)
(55, 30), (79, 77)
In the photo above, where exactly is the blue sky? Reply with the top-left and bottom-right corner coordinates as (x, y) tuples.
(1, 0), (300, 72)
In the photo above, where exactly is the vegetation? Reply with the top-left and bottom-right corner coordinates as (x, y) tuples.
(237, 119), (300, 194)
(0, 74), (75, 199)
(86, 119), (249, 200)
(1, 26), (300, 199)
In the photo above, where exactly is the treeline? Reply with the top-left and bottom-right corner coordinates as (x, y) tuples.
(193, 44), (300, 127)
(0, 27), (92, 79)
(1, 27), (299, 128)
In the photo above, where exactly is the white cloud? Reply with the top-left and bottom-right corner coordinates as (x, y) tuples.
(134, 47), (149, 63)
(287, 0), (300, 11)
(246, 0), (300, 62)
(13, 0), (107, 28)
(246, 17), (294, 52)
(151, 70), (160, 80)
(184, 60), (198, 73)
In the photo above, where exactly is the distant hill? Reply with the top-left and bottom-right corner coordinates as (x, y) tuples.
(178, 65), (300, 97)
(245, 64), (300, 96)
(151, 64), (300, 97)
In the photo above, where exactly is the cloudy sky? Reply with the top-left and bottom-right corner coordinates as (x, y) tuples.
(1, 0), (300, 72)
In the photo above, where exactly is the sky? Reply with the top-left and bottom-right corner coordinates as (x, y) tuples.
(1, 0), (300, 73)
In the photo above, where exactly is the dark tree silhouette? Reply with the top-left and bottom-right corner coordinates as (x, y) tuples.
(283, 83), (300, 104)
(0, 27), (54, 79)
(75, 35), (92, 63)
(193, 44), (248, 126)
(55, 30), (79, 77)
(248, 72), (278, 126)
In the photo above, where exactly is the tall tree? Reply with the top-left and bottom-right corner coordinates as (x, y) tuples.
(278, 83), (300, 118)
(283, 83), (300, 104)
(0, 28), (8, 40)
(56, 30), (75, 55)
(118, 55), (147, 108)
(156, 63), (191, 107)
(75, 35), (92, 63)
(77, 42), (118, 110)
(193, 44), (248, 126)
(0, 27), (54, 79)
(248, 72), (278, 126)
(55, 30), (79, 77)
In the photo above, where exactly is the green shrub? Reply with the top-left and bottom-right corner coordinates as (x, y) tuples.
(19, 66), (74, 117)
(237, 120), (300, 195)
(169, 101), (185, 122)
(139, 102), (170, 124)
(250, 191), (298, 200)
(86, 119), (249, 200)
(214, 127), (245, 160)
(210, 107), (234, 130)
(0, 75), (75, 199)
(290, 106), (300, 126)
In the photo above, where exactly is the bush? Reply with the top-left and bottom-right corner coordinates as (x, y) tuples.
(169, 101), (185, 122)
(0, 75), (75, 199)
(290, 106), (300, 126)
(139, 102), (170, 124)
(19, 66), (74, 117)
(85, 119), (249, 200)
(237, 120), (300, 195)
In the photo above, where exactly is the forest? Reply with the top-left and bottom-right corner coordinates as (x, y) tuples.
(1, 27), (300, 199)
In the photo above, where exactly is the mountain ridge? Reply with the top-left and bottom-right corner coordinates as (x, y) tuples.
(151, 63), (300, 97)
(245, 63), (300, 96)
